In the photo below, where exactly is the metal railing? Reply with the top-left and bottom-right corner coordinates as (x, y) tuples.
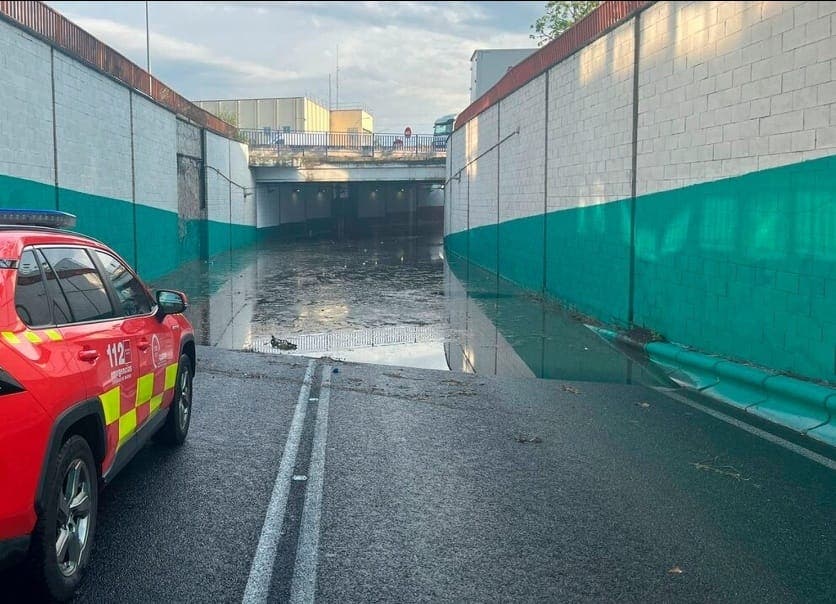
(241, 130), (447, 162)
(247, 325), (447, 355)
(241, 129), (441, 151)
(0, 1), (236, 138)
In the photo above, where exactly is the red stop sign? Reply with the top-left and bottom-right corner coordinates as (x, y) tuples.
(404, 126), (412, 138)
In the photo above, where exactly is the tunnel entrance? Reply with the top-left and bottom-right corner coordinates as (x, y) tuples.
(256, 181), (444, 240)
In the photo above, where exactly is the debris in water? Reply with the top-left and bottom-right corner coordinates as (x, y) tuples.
(514, 434), (542, 444)
(561, 384), (580, 394)
(270, 335), (297, 350)
(667, 565), (684, 575)
(637, 402), (651, 409)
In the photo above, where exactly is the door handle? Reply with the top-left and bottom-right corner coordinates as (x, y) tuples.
(78, 349), (99, 363)
(137, 339), (150, 351)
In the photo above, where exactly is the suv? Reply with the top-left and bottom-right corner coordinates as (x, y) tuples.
(0, 210), (195, 601)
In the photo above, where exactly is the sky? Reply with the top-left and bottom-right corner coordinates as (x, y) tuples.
(46, 1), (544, 133)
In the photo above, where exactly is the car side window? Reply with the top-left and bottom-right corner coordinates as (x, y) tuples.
(40, 248), (115, 323)
(94, 251), (153, 317)
(14, 250), (52, 327)
(35, 249), (73, 325)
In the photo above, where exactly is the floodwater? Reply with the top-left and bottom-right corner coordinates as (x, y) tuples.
(152, 235), (659, 383)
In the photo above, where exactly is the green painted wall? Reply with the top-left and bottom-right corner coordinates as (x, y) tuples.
(206, 219), (257, 259)
(546, 200), (631, 325)
(0, 174), (256, 281)
(634, 154), (836, 381)
(446, 154), (836, 382)
(0, 174), (56, 210)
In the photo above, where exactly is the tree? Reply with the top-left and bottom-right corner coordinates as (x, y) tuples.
(530, 1), (601, 46)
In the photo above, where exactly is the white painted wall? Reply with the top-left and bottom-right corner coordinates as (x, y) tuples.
(205, 131), (231, 225)
(53, 53), (132, 202)
(256, 185), (280, 228)
(498, 74), (547, 224)
(446, 128), (468, 235)
(464, 105), (499, 230)
(132, 93), (177, 213)
(449, 1), (836, 222)
(637, 1), (836, 196)
(548, 19), (635, 211)
(230, 141), (256, 227)
(0, 19), (54, 188)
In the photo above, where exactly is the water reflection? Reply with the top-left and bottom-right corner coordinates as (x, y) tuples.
(151, 235), (658, 383)
(444, 254), (660, 384)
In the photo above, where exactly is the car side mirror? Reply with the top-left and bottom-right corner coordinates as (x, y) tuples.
(156, 290), (188, 317)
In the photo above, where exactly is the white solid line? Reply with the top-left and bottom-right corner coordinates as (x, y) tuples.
(290, 365), (333, 604)
(653, 387), (836, 471)
(243, 358), (317, 604)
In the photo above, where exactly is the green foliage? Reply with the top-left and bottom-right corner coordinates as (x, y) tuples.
(530, 1), (601, 46)
(215, 110), (249, 144)
(216, 109), (238, 127)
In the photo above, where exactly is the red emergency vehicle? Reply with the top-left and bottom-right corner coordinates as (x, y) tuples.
(0, 210), (195, 601)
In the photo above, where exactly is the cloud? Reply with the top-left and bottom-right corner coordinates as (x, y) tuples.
(70, 16), (300, 84)
(50, 1), (543, 132)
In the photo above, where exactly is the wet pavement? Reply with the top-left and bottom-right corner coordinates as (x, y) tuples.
(5, 348), (834, 603)
(152, 235), (660, 384)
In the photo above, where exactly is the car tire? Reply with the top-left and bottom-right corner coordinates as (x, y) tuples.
(157, 354), (193, 446)
(29, 435), (98, 602)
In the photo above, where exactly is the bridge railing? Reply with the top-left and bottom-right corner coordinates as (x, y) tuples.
(241, 129), (447, 163)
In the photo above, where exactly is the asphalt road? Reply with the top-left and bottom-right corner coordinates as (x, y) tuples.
(4, 346), (835, 603)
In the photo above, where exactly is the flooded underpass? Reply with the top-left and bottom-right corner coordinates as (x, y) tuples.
(152, 234), (661, 384)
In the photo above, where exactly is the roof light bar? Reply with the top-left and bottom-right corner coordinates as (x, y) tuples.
(0, 209), (77, 229)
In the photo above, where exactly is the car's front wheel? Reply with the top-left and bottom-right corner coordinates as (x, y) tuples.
(157, 354), (193, 446)
(29, 435), (98, 602)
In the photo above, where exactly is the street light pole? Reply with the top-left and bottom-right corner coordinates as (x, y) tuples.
(145, 1), (151, 88)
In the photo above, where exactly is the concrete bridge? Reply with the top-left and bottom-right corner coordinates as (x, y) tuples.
(247, 129), (447, 238)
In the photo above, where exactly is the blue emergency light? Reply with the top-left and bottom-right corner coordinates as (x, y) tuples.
(0, 209), (77, 229)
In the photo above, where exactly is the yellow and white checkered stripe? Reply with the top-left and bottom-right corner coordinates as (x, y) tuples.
(2, 329), (63, 344)
(100, 362), (180, 448)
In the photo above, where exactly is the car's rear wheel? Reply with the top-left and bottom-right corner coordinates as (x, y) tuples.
(29, 435), (98, 602)
(157, 354), (193, 446)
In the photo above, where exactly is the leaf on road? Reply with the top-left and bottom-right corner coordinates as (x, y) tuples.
(690, 457), (750, 482)
(561, 384), (580, 394)
(514, 434), (543, 444)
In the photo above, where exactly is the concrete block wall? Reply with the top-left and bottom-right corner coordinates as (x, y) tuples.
(446, 128), (469, 248)
(544, 19), (636, 322)
(633, 0), (836, 380)
(636, 1), (836, 195)
(53, 51), (134, 260)
(446, 0), (836, 382)
(132, 93), (179, 274)
(494, 76), (548, 291)
(256, 185), (281, 229)
(0, 13), (255, 281)
(176, 119), (204, 263)
(0, 19), (54, 206)
(204, 134), (257, 257)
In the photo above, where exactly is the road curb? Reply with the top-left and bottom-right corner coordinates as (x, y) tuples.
(589, 329), (836, 449)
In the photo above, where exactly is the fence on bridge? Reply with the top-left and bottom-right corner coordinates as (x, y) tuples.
(242, 129), (446, 164)
(247, 325), (447, 355)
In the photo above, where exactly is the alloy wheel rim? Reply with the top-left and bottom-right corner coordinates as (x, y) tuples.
(56, 459), (91, 577)
(178, 367), (191, 431)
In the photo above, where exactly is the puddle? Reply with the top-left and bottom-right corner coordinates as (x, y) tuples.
(152, 235), (661, 384)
